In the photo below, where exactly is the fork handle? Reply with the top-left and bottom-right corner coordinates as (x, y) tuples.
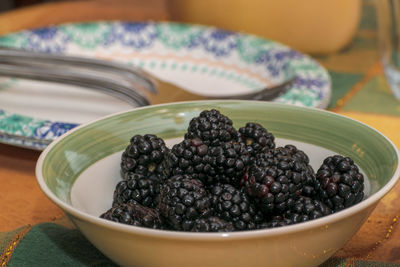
(0, 63), (150, 107)
(0, 46), (158, 93)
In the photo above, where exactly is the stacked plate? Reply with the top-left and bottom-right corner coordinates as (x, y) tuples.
(0, 21), (331, 150)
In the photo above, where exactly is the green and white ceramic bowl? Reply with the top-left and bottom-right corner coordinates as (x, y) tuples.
(36, 101), (400, 267)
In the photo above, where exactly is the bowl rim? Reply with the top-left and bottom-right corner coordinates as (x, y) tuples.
(36, 100), (400, 240)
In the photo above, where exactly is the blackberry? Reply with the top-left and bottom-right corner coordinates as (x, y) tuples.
(243, 145), (316, 215)
(170, 138), (251, 186)
(257, 197), (330, 229)
(205, 141), (251, 186)
(185, 109), (238, 146)
(191, 216), (234, 232)
(315, 155), (364, 212)
(283, 196), (332, 224)
(283, 144), (310, 162)
(238, 122), (275, 158)
(257, 216), (292, 229)
(158, 175), (212, 231)
(113, 173), (161, 208)
(210, 183), (263, 231)
(121, 134), (171, 180)
(169, 138), (209, 183)
(281, 144), (316, 197)
(100, 203), (162, 229)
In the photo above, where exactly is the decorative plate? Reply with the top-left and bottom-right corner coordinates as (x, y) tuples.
(0, 21), (331, 150)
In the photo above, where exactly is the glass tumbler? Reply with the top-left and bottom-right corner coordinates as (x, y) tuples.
(377, 0), (400, 99)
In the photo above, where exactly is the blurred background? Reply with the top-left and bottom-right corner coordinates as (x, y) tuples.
(0, 0), (362, 55)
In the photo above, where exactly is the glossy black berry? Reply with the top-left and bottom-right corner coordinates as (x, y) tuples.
(158, 175), (212, 231)
(238, 122), (275, 158)
(113, 172), (161, 208)
(169, 138), (210, 183)
(191, 216), (234, 232)
(210, 183), (263, 231)
(100, 203), (162, 229)
(243, 145), (317, 215)
(121, 134), (171, 181)
(283, 196), (332, 224)
(257, 216), (293, 229)
(170, 138), (251, 186)
(315, 155), (364, 212)
(185, 109), (238, 147)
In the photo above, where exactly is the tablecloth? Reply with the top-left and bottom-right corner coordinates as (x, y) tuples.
(1, 0), (400, 266)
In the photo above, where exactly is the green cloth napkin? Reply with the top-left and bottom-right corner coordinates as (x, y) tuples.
(7, 223), (116, 267)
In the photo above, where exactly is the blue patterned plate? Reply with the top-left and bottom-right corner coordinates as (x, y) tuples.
(0, 21), (331, 150)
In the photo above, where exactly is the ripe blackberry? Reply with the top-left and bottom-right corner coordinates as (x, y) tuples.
(158, 175), (212, 231)
(100, 203), (162, 229)
(191, 216), (234, 232)
(315, 155), (364, 212)
(283, 144), (310, 162)
(283, 196), (332, 224)
(280, 144), (316, 197)
(257, 197), (330, 229)
(169, 138), (209, 183)
(257, 216), (292, 229)
(170, 138), (251, 186)
(185, 109), (238, 146)
(113, 172), (161, 208)
(243, 145), (316, 215)
(205, 141), (251, 186)
(238, 122), (275, 158)
(120, 134), (171, 180)
(210, 183), (263, 231)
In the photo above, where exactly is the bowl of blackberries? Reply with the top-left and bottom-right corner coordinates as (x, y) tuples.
(36, 101), (400, 267)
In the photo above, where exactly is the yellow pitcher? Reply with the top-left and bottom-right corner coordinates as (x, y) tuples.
(168, 0), (361, 54)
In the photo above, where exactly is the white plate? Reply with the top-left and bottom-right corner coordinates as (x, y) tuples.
(0, 21), (331, 150)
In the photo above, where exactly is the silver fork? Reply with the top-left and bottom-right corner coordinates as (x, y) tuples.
(0, 47), (295, 106)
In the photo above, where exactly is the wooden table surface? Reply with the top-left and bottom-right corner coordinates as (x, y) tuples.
(0, 0), (399, 265)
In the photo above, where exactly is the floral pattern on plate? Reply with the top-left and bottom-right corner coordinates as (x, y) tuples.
(0, 21), (331, 150)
